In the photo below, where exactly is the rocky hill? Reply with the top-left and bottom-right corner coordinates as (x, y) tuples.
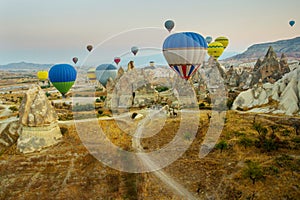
(0, 62), (52, 71)
(226, 37), (300, 62)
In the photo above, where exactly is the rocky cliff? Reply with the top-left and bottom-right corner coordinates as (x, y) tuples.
(226, 37), (300, 61)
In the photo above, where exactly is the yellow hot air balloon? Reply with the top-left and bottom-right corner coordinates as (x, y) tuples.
(214, 36), (229, 49)
(37, 70), (48, 81)
(207, 42), (224, 60)
(87, 67), (97, 81)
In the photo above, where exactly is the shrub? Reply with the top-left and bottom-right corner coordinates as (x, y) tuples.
(239, 136), (253, 149)
(242, 160), (264, 184)
(198, 102), (205, 108)
(95, 98), (101, 103)
(184, 132), (192, 141)
(215, 140), (228, 153)
(9, 106), (18, 112)
(155, 86), (169, 92)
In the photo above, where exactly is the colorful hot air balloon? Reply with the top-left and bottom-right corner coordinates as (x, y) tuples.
(162, 32), (207, 80)
(207, 42), (224, 60)
(164, 20), (175, 32)
(72, 57), (78, 64)
(131, 46), (139, 56)
(114, 57), (121, 65)
(49, 64), (77, 97)
(214, 36), (229, 49)
(205, 36), (212, 44)
(87, 45), (93, 52)
(289, 20), (295, 27)
(95, 64), (117, 87)
(87, 67), (97, 81)
(37, 70), (48, 82)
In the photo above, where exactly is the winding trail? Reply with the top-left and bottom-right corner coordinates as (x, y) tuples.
(132, 107), (198, 200)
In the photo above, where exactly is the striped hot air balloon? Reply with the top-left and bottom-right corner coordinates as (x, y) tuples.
(162, 32), (207, 80)
(48, 64), (77, 97)
(87, 67), (97, 81)
(207, 42), (224, 60)
(214, 36), (229, 49)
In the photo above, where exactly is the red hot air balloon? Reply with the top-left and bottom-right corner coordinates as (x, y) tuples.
(114, 57), (121, 65)
(72, 57), (78, 64)
(87, 45), (93, 52)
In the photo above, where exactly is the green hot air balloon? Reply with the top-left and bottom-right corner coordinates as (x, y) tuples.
(49, 64), (77, 97)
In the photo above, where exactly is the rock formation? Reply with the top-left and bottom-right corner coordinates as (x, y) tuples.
(127, 60), (135, 71)
(251, 46), (290, 85)
(17, 85), (62, 153)
(232, 65), (300, 115)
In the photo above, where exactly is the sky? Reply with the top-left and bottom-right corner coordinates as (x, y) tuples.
(0, 0), (300, 65)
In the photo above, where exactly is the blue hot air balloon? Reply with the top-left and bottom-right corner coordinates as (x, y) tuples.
(49, 64), (77, 97)
(164, 20), (175, 32)
(95, 64), (117, 87)
(162, 32), (208, 80)
(205, 36), (213, 44)
(289, 20), (295, 27)
(131, 46), (139, 56)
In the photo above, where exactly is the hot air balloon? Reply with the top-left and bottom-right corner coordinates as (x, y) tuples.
(149, 61), (155, 67)
(207, 42), (224, 60)
(114, 57), (121, 65)
(164, 20), (175, 32)
(87, 45), (93, 52)
(37, 70), (48, 81)
(205, 36), (212, 44)
(72, 57), (78, 64)
(214, 36), (229, 49)
(49, 64), (77, 97)
(289, 20), (295, 27)
(87, 67), (97, 82)
(37, 70), (48, 83)
(131, 46), (139, 56)
(95, 64), (117, 87)
(162, 32), (207, 80)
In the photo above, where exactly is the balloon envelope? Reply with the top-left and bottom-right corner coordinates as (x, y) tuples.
(37, 70), (48, 81)
(289, 20), (295, 27)
(49, 64), (77, 95)
(162, 32), (207, 80)
(95, 64), (117, 87)
(205, 36), (212, 44)
(87, 67), (97, 81)
(72, 57), (78, 64)
(207, 42), (224, 59)
(131, 46), (139, 56)
(214, 36), (229, 49)
(114, 57), (121, 65)
(87, 45), (93, 52)
(164, 20), (175, 32)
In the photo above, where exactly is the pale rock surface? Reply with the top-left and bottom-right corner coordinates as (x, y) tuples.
(17, 85), (62, 153)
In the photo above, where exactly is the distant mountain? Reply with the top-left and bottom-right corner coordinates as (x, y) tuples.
(219, 51), (239, 60)
(225, 37), (300, 62)
(0, 62), (53, 71)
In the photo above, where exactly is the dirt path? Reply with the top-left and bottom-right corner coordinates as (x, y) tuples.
(132, 107), (198, 200)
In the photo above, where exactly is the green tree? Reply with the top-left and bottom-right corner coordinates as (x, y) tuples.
(242, 160), (264, 184)
(239, 136), (253, 149)
(253, 123), (268, 136)
(215, 140), (228, 153)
